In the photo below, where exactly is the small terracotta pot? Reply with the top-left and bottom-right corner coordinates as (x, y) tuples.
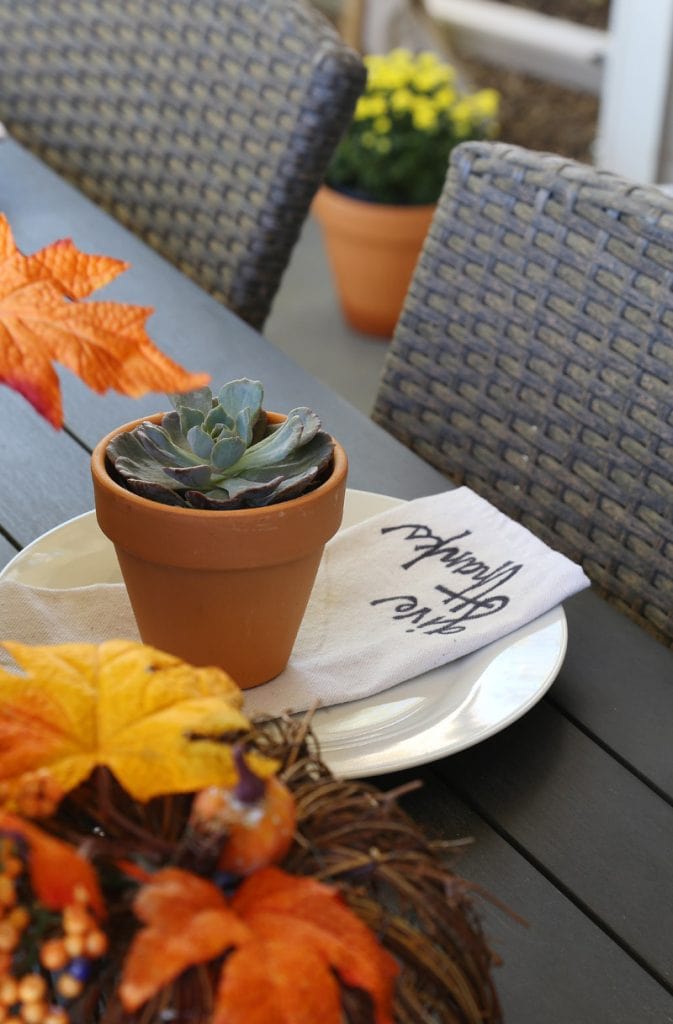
(312, 185), (435, 338)
(91, 413), (348, 689)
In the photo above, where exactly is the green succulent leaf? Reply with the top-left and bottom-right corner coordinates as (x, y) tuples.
(107, 432), (181, 490)
(239, 409), (321, 469)
(235, 408), (254, 448)
(210, 434), (247, 471)
(161, 410), (188, 446)
(218, 379), (263, 422)
(177, 405), (207, 438)
(136, 423), (202, 468)
(186, 425), (214, 460)
(169, 387), (214, 417)
(162, 465), (213, 489)
(204, 403), (233, 433)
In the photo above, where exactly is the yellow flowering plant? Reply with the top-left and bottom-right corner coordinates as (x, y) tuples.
(325, 49), (500, 205)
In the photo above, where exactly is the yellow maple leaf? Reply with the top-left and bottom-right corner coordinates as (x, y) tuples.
(0, 640), (275, 805)
(0, 213), (209, 428)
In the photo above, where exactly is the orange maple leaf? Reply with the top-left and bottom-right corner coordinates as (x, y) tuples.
(0, 212), (209, 428)
(119, 866), (399, 1024)
(0, 811), (104, 917)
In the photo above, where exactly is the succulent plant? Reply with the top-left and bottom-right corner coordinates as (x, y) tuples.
(106, 379), (335, 509)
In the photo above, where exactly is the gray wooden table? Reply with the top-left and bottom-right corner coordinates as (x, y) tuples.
(2, 138), (673, 1023)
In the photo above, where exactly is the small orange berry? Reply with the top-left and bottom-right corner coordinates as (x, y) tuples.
(62, 935), (83, 959)
(84, 930), (107, 958)
(20, 1000), (48, 1024)
(62, 906), (90, 937)
(1, 859), (22, 882)
(56, 974), (82, 1000)
(18, 975), (47, 1004)
(7, 908), (29, 933)
(44, 1010), (68, 1024)
(39, 940), (67, 973)
(72, 887), (89, 906)
(0, 879), (16, 909)
(0, 922), (19, 953)
(0, 976), (18, 1005)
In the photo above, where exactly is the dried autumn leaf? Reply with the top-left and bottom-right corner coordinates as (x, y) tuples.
(119, 866), (399, 1024)
(0, 811), (104, 916)
(0, 640), (276, 805)
(0, 212), (209, 428)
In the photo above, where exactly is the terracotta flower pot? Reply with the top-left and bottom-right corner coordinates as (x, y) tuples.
(312, 185), (435, 338)
(91, 412), (348, 689)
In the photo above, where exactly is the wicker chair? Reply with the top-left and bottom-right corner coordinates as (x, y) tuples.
(372, 141), (673, 643)
(0, 0), (365, 330)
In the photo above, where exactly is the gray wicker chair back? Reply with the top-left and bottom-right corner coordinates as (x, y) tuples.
(0, 0), (364, 330)
(373, 141), (673, 643)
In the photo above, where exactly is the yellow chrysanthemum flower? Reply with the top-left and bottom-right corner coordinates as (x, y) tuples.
(471, 88), (500, 120)
(432, 86), (457, 112)
(411, 97), (438, 132)
(389, 88), (414, 114)
(354, 94), (388, 121)
(413, 66), (453, 93)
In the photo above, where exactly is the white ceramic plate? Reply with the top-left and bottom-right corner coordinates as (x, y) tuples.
(1, 490), (567, 778)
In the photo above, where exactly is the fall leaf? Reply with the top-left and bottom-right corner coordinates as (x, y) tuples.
(0, 811), (104, 916)
(0, 640), (276, 805)
(119, 866), (399, 1024)
(0, 212), (209, 427)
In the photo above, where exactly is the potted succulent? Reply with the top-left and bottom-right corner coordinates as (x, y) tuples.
(313, 48), (500, 337)
(0, 213), (347, 688)
(91, 379), (348, 688)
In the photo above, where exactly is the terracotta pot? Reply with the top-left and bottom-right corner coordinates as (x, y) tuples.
(312, 185), (435, 338)
(91, 413), (348, 689)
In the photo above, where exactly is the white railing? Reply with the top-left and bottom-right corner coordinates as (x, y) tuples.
(424, 0), (605, 93)
(356, 0), (673, 184)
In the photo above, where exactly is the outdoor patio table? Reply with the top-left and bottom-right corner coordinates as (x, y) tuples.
(1, 136), (673, 1023)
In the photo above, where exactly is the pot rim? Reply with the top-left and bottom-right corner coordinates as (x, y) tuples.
(91, 410), (348, 523)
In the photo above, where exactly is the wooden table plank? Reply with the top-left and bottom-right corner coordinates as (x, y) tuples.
(435, 701), (673, 986)
(0, 390), (93, 546)
(0, 533), (18, 571)
(553, 590), (673, 797)
(397, 773), (673, 1023)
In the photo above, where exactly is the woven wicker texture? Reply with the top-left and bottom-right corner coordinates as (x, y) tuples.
(0, 0), (365, 329)
(373, 141), (673, 643)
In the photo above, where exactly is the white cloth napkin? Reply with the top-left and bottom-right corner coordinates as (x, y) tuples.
(0, 488), (589, 716)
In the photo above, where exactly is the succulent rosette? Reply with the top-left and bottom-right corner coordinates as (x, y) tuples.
(106, 379), (335, 509)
